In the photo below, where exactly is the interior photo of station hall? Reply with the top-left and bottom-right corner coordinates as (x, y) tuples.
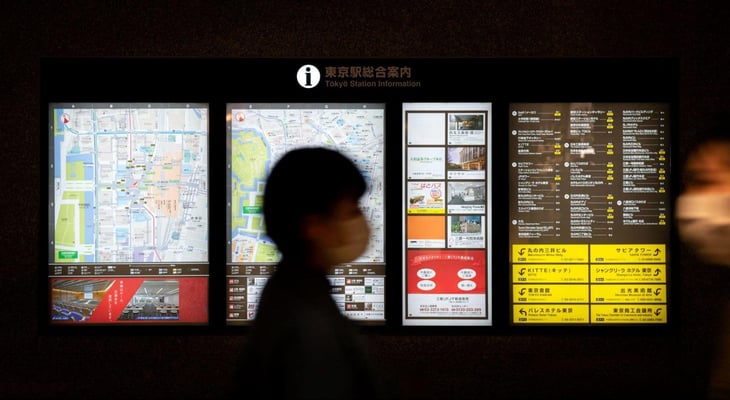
(3, 1), (729, 399)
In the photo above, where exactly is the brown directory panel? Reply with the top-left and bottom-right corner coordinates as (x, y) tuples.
(509, 103), (670, 325)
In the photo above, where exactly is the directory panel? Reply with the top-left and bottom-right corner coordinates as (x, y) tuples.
(509, 103), (670, 325)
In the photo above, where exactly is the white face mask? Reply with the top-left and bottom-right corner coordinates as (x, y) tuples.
(325, 214), (371, 266)
(675, 193), (730, 267)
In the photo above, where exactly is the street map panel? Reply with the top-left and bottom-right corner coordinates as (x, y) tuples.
(229, 104), (385, 264)
(52, 104), (209, 264)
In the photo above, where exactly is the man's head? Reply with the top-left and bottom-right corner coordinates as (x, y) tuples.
(263, 147), (370, 267)
(681, 127), (730, 195)
(676, 124), (730, 267)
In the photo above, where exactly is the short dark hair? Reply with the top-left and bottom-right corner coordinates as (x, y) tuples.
(679, 115), (730, 191)
(263, 147), (366, 255)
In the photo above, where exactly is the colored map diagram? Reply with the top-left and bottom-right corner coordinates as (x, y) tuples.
(229, 106), (385, 263)
(53, 105), (209, 263)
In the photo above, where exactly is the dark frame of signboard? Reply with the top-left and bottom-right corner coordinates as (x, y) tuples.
(39, 57), (679, 335)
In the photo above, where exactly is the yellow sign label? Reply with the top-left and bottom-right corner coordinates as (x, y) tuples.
(591, 305), (667, 323)
(407, 208), (445, 215)
(592, 284), (667, 303)
(512, 264), (589, 283)
(512, 244), (589, 263)
(591, 264), (666, 283)
(591, 244), (666, 263)
(513, 284), (589, 303)
(513, 304), (590, 324)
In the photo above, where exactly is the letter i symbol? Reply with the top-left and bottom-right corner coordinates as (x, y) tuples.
(297, 65), (320, 89)
(305, 67), (312, 87)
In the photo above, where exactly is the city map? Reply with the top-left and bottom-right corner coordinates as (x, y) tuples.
(229, 104), (385, 264)
(52, 104), (209, 263)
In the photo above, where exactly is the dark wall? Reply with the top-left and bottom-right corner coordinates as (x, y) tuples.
(2, 1), (728, 399)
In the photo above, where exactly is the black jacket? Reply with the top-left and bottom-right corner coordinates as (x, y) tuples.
(234, 259), (390, 400)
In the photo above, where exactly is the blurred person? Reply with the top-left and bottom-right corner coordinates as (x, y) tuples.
(232, 147), (395, 400)
(675, 123), (730, 399)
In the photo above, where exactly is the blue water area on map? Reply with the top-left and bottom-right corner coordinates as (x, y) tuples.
(54, 135), (64, 179)
(84, 192), (94, 245)
(131, 208), (150, 222)
(84, 164), (94, 179)
(116, 227), (130, 245)
(140, 145), (154, 154)
(116, 190), (132, 204)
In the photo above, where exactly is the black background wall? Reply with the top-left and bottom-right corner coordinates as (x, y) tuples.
(2, 1), (729, 399)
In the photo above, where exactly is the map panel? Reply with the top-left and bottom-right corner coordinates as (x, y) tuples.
(51, 104), (209, 264)
(228, 104), (385, 264)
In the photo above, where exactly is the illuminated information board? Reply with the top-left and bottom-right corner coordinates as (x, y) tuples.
(226, 103), (386, 325)
(509, 103), (670, 325)
(403, 102), (492, 326)
(48, 103), (210, 325)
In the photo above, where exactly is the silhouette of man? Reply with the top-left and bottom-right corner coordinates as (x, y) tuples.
(676, 122), (730, 399)
(234, 147), (392, 400)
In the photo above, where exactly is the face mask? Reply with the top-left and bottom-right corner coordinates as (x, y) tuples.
(325, 214), (371, 266)
(675, 193), (730, 267)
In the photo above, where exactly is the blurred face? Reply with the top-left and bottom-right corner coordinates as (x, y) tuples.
(675, 141), (730, 267)
(682, 142), (730, 194)
(306, 195), (370, 270)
